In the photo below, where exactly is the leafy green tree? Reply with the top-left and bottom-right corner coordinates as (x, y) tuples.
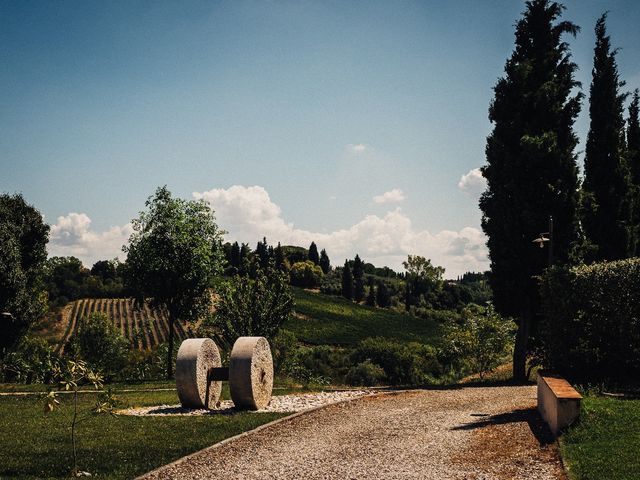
(211, 268), (293, 349)
(627, 90), (640, 255)
(0, 194), (50, 356)
(319, 248), (331, 274)
(402, 255), (444, 310)
(308, 242), (320, 265)
(123, 186), (224, 378)
(479, 0), (582, 381)
(582, 13), (632, 261)
(90, 260), (117, 281)
(289, 260), (324, 288)
(443, 305), (515, 380)
(341, 261), (354, 300)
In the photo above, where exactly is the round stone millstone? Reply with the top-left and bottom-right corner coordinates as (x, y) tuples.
(229, 336), (274, 410)
(175, 338), (222, 409)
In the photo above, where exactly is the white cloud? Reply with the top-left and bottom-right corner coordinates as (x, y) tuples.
(373, 188), (405, 204)
(194, 185), (488, 277)
(346, 143), (369, 154)
(49, 213), (133, 267)
(458, 167), (486, 196)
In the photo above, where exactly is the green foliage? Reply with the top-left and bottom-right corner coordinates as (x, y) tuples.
(353, 255), (365, 302)
(123, 186), (224, 377)
(539, 259), (640, 384)
(0, 336), (59, 383)
(271, 329), (298, 373)
(561, 395), (640, 480)
(69, 313), (129, 381)
(344, 360), (386, 386)
(0, 193), (50, 355)
(350, 337), (443, 385)
(480, 0), (582, 380)
(627, 90), (640, 256)
(287, 288), (443, 346)
(582, 13), (633, 262)
(289, 260), (324, 288)
(375, 281), (391, 308)
(443, 305), (515, 380)
(402, 255), (444, 310)
(209, 268), (294, 349)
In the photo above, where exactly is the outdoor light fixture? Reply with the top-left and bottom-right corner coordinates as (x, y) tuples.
(532, 216), (554, 265)
(0, 312), (14, 321)
(532, 235), (550, 248)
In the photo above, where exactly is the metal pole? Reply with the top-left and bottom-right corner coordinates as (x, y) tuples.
(548, 215), (554, 265)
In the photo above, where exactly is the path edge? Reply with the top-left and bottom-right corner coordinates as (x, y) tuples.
(135, 389), (412, 479)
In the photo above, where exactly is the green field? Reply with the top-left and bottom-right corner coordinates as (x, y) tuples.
(560, 395), (640, 480)
(285, 288), (442, 345)
(0, 384), (286, 479)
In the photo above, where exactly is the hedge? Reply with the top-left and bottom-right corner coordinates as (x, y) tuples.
(539, 258), (640, 385)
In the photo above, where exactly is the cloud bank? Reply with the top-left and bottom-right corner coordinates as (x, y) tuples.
(47, 185), (489, 277)
(458, 167), (486, 196)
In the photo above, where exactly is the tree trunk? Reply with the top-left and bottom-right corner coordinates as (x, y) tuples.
(166, 312), (175, 380)
(512, 312), (530, 383)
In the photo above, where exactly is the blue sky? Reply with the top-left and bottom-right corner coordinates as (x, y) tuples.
(1, 1), (639, 276)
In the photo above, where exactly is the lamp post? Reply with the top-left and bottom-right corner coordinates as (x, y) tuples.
(532, 215), (554, 266)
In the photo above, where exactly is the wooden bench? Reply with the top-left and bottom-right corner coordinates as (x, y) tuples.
(537, 371), (582, 436)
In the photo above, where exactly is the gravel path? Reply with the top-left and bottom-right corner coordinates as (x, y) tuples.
(140, 385), (566, 480)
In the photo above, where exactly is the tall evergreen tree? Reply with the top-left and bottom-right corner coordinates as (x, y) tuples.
(375, 281), (391, 308)
(230, 241), (241, 269)
(352, 254), (365, 302)
(480, 0), (582, 381)
(341, 261), (353, 300)
(319, 248), (331, 274)
(582, 13), (632, 261)
(308, 242), (320, 265)
(627, 90), (640, 255)
(365, 278), (376, 307)
(274, 242), (286, 271)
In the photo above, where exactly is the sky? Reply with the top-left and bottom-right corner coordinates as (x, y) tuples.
(1, 0), (639, 277)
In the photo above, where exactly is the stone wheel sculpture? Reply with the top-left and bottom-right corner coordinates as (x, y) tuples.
(229, 336), (274, 410)
(175, 338), (222, 409)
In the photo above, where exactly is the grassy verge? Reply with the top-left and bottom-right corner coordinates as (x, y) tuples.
(560, 395), (640, 480)
(0, 386), (287, 479)
(287, 288), (441, 345)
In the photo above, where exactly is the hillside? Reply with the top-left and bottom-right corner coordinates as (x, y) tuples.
(285, 287), (442, 345)
(51, 298), (192, 352)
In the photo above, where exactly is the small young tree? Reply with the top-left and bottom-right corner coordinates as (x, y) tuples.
(43, 359), (116, 477)
(319, 248), (331, 274)
(308, 242), (320, 265)
(123, 186), (224, 378)
(341, 261), (354, 300)
(210, 268), (294, 349)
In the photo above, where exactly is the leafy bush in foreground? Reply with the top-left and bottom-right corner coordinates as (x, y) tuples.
(540, 259), (640, 385)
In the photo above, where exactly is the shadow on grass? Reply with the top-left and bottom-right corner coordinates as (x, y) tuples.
(451, 406), (555, 445)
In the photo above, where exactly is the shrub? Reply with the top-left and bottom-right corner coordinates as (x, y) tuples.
(0, 336), (60, 383)
(68, 313), (129, 381)
(345, 360), (386, 386)
(539, 259), (640, 384)
(350, 337), (443, 385)
(442, 304), (515, 380)
(289, 261), (324, 288)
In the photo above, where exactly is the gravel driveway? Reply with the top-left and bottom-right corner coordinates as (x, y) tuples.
(140, 385), (566, 479)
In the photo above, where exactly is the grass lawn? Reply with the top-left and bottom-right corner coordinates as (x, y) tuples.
(286, 288), (442, 345)
(0, 385), (287, 479)
(560, 395), (640, 480)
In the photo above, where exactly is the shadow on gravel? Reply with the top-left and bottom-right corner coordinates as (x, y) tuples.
(451, 407), (556, 445)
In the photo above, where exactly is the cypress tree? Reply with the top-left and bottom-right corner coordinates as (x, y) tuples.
(341, 261), (353, 300)
(274, 242), (286, 271)
(308, 242), (320, 265)
(230, 241), (241, 268)
(627, 90), (640, 255)
(582, 13), (632, 261)
(375, 281), (391, 308)
(319, 248), (331, 274)
(365, 278), (376, 306)
(480, 0), (582, 381)
(352, 254), (365, 302)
